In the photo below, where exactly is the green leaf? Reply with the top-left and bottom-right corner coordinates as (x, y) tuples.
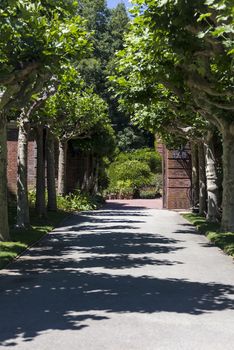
(197, 13), (212, 22)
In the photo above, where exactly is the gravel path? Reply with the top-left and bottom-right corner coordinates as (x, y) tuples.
(0, 199), (233, 350)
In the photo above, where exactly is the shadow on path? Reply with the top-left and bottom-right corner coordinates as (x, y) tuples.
(0, 202), (233, 346)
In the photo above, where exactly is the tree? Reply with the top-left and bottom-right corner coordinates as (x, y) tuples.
(15, 76), (55, 226)
(73, 120), (116, 193)
(0, 0), (90, 238)
(138, 0), (233, 230)
(45, 86), (110, 195)
(78, 0), (129, 130)
(112, 0), (234, 229)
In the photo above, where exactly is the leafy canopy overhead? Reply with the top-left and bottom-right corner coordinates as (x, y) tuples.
(110, 0), (233, 144)
(0, 0), (90, 83)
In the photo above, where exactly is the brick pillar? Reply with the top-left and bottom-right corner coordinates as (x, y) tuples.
(163, 146), (192, 210)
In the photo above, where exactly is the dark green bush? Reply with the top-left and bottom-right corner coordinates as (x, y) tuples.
(115, 148), (161, 173)
(106, 148), (162, 199)
(108, 160), (153, 188)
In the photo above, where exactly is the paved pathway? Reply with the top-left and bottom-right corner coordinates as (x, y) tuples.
(0, 199), (234, 350)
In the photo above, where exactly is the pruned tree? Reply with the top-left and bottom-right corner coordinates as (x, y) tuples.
(45, 86), (110, 196)
(111, 0), (233, 229)
(0, 1), (90, 237)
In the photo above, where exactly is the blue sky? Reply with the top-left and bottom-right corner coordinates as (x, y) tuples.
(107, 0), (132, 9)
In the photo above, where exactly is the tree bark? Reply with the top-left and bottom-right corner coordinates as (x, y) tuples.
(16, 117), (30, 228)
(82, 154), (90, 193)
(198, 142), (207, 216)
(191, 142), (199, 207)
(204, 130), (220, 223)
(35, 126), (46, 217)
(89, 153), (95, 194)
(0, 114), (10, 241)
(94, 158), (99, 194)
(46, 129), (57, 211)
(58, 140), (67, 196)
(221, 123), (234, 231)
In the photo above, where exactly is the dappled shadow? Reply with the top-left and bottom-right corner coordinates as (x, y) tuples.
(0, 266), (234, 346)
(5, 223), (183, 270)
(173, 222), (199, 235)
(11, 229), (183, 272)
(0, 204), (233, 346)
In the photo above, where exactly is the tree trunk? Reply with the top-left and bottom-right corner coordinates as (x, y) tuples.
(88, 153), (95, 194)
(0, 114), (10, 241)
(198, 142), (207, 216)
(16, 118), (30, 228)
(35, 126), (46, 217)
(46, 129), (57, 211)
(204, 130), (220, 223)
(58, 140), (67, 196)
(94, 158), (99, 194)
(82, 154), (90, 193)
(191, 142), (199, 207)
(221, 124), (234, 231)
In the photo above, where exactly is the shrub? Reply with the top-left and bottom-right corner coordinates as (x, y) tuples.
(106, 148), (162, 199)
(140, 188), (157, 199)
(28, 190), (104, 212)
(105, 180), (134, 199)
(57, 191), (104, 211)
(108, 160), (152, 188)
(115, 148), (162, 173)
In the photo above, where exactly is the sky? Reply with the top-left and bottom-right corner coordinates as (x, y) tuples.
(107, 0), (132, 9)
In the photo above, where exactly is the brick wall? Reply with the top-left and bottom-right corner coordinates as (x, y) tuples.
(7, 127), (192, 209)
(7, 127), (37, 194)
(66, 143), (86, 193)
(163, 146), (192, 210)
(7, 127), (86, 195)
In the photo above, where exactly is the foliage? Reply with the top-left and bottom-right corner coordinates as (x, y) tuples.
(29, 189), (104, 212)
(45, 86), (111, 142)
(110, 0), (234, 230)
(183, 213), (234, 257)
(77, 0), (129, 131)
(57, 191), (104, 212)
(0, 0), (90, 110)
(0, 1), (89, 72)
(106, 148), (162, 198)
(105, 180), (134, 199)
(109, 160), (152, 187)
(77, 1), (129, 87)
(115, 148), (162, 173)
(116, 126), (154, 151)
(72, 120), (116, 157)
(110, 0), (233, 146)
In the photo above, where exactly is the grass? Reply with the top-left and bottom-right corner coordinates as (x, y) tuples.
(0, 192), (104, 270)
(183, 213), (234, 258)
(0, 207), (67, 269)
